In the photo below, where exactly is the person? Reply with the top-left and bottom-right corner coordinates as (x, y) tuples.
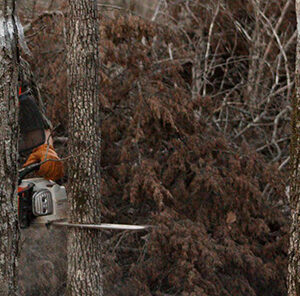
(18, 64), (64, 181)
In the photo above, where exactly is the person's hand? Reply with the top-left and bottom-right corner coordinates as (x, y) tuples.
(23, 144), (64, 181)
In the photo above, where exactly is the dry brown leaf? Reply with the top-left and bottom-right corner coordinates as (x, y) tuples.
(226, 211), (237, 224)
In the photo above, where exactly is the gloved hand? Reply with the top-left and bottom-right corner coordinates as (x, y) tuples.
(23, 144), (64, 181)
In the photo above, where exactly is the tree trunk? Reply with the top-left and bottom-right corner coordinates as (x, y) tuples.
(66, 0), (102, 295)
(287, 1), (300, 295)
(0, 1), (19, 295)
(247, 0), (263, 103)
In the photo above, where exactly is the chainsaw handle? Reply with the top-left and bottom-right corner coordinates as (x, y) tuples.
(18, 163), (41, 184)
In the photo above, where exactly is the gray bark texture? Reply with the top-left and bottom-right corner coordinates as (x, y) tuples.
(288, 1), (300, 295)
(0, 1), (19, 295)
(66, 0), (102, 295)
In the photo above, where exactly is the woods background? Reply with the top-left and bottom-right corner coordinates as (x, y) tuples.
(17, 0), (294, 295)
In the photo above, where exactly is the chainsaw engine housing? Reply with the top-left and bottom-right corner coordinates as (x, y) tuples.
(18, 178), (67, 228)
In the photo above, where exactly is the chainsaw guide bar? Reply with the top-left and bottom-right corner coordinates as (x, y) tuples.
(48, 221), (151, 231)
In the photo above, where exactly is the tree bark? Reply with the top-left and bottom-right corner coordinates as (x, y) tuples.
(287, 1), (300, 295)
(0, 1), (19, 295)
(247, 0), (263, 103)
(66, 0), (102, 295)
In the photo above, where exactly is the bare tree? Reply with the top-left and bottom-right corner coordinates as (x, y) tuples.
(288, 1), (300, 294)
(66, 0), (102, 295)
(0, 0), (19, 295)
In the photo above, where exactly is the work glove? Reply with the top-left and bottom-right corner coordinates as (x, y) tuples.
(23, 144), (64, 181)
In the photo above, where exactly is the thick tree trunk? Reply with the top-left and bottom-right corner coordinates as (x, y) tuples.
(0, 1), (19, 295)
(66, 0), (102, 295)
(287, 1), (300, 295)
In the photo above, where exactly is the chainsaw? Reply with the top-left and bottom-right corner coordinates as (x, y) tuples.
(18, 162), (150, 231)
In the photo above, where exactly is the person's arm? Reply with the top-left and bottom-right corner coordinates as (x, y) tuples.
(44, 129), (54, 146)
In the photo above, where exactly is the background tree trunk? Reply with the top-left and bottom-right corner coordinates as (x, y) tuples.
(288, 1), (300, 295)
(66, 0), (102, 295)
(0, 0), (19, 295)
